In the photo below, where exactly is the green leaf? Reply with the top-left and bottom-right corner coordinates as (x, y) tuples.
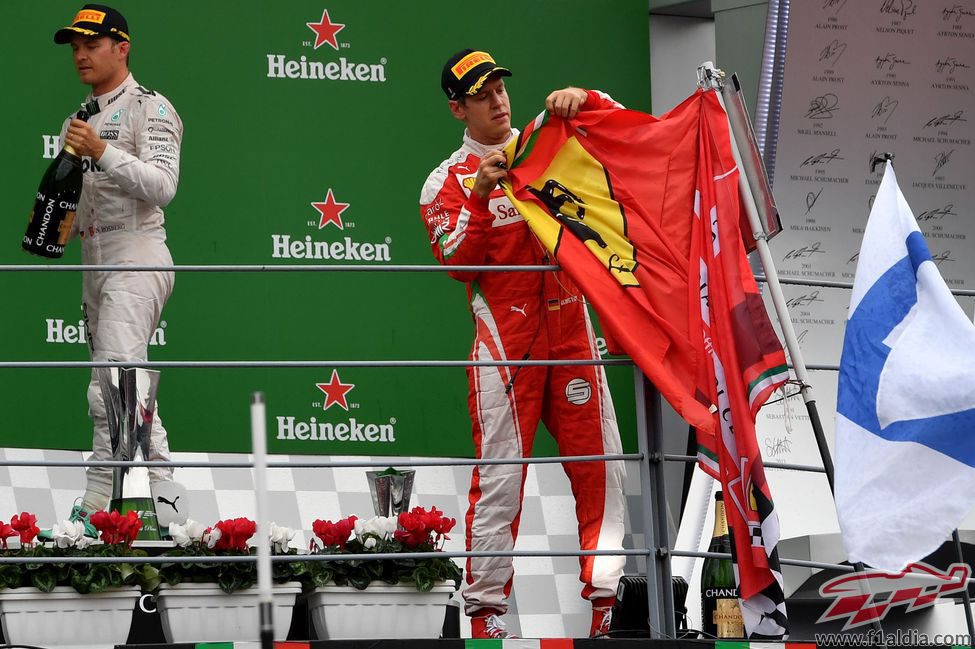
(31, 570), (56, 593)
(287, 561), (309, 579)
(217, 570), (238, 594)
(138, 565), (162, 593)
(348, 571), (371, 591)
(414, 567), (434, 593)
(0, 553), (25, 590)
(82, 564), (114, 594)
(158, 564), (183, 586)
(365, 562), (383, 579)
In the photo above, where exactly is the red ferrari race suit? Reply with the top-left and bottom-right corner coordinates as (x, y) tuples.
(419, 90), (626, 616)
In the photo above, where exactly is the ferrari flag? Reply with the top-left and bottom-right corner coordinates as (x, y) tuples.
(500, 90), (790, 637)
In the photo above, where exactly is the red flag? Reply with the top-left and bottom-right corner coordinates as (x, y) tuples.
(502, 90), (789, 636)
(501, 93), (717, 434)
(695, 91), (789, 636)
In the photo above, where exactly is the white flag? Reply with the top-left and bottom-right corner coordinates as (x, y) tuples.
(836, 162), (975, 572)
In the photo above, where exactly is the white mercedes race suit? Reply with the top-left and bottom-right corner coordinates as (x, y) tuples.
(59, 73), (182, 509)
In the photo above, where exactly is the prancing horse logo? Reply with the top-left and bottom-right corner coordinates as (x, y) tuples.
(511, 135), (639, 287)
(527, 179), (607, 249)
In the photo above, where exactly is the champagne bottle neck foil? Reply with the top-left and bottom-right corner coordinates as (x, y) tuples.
(711, 496), (729, 539)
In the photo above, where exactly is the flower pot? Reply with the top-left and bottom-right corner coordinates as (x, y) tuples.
(155, 581), (301, 643)
(0, 586), (139, 649)
(309, 582), (456, 639)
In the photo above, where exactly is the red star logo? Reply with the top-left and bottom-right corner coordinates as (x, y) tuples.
(311, 188), (350, 230)
(306, 9), (345, 51)
(316, 370), (355, 411)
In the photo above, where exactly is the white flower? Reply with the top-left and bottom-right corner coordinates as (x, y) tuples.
(169, 519), (207, 548)
(203, 526), (222, 549)
(184, 520), (207, 542)
(168, 522), (192, 548)
(50, 520), (90, 549)
(269, 523), (296, 553)
(363, 536), (377, 549)
(380, 516), (398, 537)
(356, 516), (397, 541)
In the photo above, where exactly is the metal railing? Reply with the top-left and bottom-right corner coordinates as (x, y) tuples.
(0, 258), (960, 643)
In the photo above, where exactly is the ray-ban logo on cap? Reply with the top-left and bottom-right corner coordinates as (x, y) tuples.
(451, 51), (493, 79)
(74, 9), (106, 24)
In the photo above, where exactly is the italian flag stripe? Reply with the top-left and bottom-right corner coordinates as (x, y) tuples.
(512, 111), (548, 169)
(464, 640), (573, 649)
(465, 640), (504, 649)
(746, 364), (790, 409)
(715, 642), (751, 649)
(541, 639), (574, 649)
(168, 638), (903, 648)
(697, 442), (719, 463)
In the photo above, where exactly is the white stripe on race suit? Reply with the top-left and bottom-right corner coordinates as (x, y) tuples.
(582, 304), (626, 595)
(467, 292), (525, 611)
(442, 205), (473, 258)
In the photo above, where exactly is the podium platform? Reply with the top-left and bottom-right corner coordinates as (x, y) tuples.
(112, 641), (948, 649)
(117, 642), (808, 649)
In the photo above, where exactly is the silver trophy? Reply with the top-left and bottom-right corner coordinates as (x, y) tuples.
(98, 366), (163, 540)
(366, 468), (415, 517)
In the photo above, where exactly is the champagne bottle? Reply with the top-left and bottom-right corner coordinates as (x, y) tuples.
(22, 104), (96, 259)
(701, 491), (744, 638)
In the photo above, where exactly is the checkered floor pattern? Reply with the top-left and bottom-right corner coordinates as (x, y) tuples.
(0, 447), (648, 638)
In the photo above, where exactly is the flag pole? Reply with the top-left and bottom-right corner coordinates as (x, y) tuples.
(965, 287), (975, 649)
(952, 530), (975, 647)
(698, 63), (892, 646)
(696, 62), (835, 491)
(251, 392), (274, 649)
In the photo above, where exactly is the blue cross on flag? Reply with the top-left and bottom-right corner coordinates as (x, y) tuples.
(836, 162), (975, 572)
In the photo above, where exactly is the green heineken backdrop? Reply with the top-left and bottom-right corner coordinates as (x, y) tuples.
(0, 0), (652, 457)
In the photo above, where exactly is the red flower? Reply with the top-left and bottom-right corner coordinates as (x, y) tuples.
(117, 510), (143, 545)
(0, 521), (17, 549)
(214, 518), (256, 551)
(91, 510), (116, 544)
(90, 510), (142, 546)
(394, 506), (456, 548)
(312, 515), (357, 550)
(10, 512), (39, 546)
(395, 509), (432, 548)
(431, 510), (457, 540)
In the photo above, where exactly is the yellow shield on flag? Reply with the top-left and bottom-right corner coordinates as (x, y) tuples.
(505, 136), (639, 288)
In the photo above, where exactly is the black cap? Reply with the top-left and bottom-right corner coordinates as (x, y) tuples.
(54, 4), (130, 44)
(441, 49), (511, 100)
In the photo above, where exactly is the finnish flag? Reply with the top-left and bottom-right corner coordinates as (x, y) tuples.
(836, 162), (975, 572)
